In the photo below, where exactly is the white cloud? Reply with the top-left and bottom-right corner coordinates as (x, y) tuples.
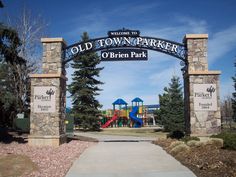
(208, 25), (236, 63)
(177, 16), (208, 34)
(141, 16), (208, 41)
(65, 2), (159, 39)
(149, 63), (182, 86)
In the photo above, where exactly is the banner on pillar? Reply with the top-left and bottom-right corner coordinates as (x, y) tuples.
(193, 84), (217, 111)
(33, 87), (56, 113)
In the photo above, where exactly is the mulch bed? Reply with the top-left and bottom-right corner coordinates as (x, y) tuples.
(154, 138), (236, 177)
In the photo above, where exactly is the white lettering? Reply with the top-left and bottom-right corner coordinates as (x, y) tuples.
(112, 37), (122, 45)
(171, 44), (178, 53)
(105, 38), (113, 46)
(136, 37), (143, 45)
(130, 51), (147, 58)
(142, 38), (149, 46)
(157, 40), (164, 49)
(165, 42), (171, 50)
(101, 52), (108, 58)
(97, 39), (105, 47)
(78, 44), (85, 52)
(110, 52), (115, 58)
(71, 46), (79, 54)
(85, 42), (93, 50)
(70, 36), (181, 58)
(123, 37), (131, 45)
(131, 52), (135, 58)
(149, 39), (157, 47)
(110, 52), (129, 58)
(141, 51), (147, 57)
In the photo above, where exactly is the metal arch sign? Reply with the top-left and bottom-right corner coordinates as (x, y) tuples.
(63, 29), (187, 63)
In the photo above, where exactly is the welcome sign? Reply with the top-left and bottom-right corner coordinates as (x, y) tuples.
(33, 87), (56, 113)
(193, 84), (217, 111)
(64, 29), (186, 62)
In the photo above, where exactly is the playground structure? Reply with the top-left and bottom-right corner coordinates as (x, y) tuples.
(101, 98), (159, 128)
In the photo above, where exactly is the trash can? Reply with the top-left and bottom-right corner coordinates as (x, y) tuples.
(65, 115), (74, 133)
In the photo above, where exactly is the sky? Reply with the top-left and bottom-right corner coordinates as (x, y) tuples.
(1, 0), (236, 109)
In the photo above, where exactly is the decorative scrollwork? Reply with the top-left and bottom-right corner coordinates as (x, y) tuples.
(180, 60), (188, 75)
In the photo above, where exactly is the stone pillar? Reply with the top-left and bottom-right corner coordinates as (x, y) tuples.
(184, 34), (221, 136)
(28, 38), (67, 146)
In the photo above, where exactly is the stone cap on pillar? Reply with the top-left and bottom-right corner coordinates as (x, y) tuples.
(41, 38), (67, 46)
(184, 70), (221, 78)
(183, 34), (208, 42)
(30, 73), (68, 80)
(188, 70), (221, 75)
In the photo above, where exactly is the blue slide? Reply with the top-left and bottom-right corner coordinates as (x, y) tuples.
(129, 106), (143, 128)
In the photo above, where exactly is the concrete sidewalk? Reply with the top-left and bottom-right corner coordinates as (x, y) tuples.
(66, 142), (196, 177)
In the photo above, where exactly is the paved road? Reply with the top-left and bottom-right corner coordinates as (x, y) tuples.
(66, 142), (196, 177)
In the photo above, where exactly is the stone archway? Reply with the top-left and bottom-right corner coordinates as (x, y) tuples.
(28, 31), (221, 146)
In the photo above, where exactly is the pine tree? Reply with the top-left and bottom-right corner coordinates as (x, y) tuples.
(69, 32), (103, 130)
(0, 23), (26, 127)
(232, 60), (236, 122)
(156, 76), (184, 132)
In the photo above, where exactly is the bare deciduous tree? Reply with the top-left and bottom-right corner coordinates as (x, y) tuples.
(221, 95), (234, 129)
(7, 8), (47, 66)
(5, 8), (47, 115)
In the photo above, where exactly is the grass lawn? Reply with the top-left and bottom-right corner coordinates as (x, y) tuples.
(89, 127), (168, 138)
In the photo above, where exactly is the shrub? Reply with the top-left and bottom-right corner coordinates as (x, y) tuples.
(169, 141), (184, 150)
(167, 130), (185, 139)
(205, 138), (224, 148)
(170, 144), (190, 156)
(186, 140), (204, 147)
(211, 132), (236, 150)
(181, 136), (200, 143)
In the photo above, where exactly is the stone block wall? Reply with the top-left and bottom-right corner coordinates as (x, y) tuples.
(29, 38), (67, 147)
(184, 34), (221, 136)
(185, 34), (208, 72)
(30, 75), (66, 136)
(187, 73), (221, 135)
(41, 38), (66, 75)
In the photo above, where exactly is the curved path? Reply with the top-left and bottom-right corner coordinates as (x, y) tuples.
(66, 134), (196, 177)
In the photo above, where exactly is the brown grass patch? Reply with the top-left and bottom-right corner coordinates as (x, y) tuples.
(0, 154), (38, 177)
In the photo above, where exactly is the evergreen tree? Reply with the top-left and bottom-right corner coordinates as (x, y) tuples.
(0, 23), (26, 127)
(69, 32), (103, 130)
(232, 60), (236, 122)
(156, 76), (184, 132)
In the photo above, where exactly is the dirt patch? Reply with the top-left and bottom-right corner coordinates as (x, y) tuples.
(154, 138), (236, 177)
(0, 154), (37, 177)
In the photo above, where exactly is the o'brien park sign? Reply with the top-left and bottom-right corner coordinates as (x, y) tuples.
(101, 49), (148, 61)
(64, 29), (186, 63)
